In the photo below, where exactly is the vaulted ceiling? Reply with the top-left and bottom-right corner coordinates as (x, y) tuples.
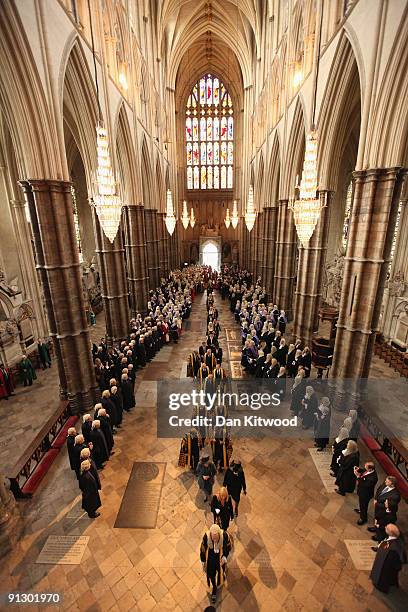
(157, 0), (261, 90)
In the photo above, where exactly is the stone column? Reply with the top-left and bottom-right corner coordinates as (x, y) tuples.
(274, 199), (298, 319)
(145, 209), (160, 288)
(159, 213), (170, 276)
(255, 212), (263, 281)
(122, 205), (149, 315)
(0, 474), (21, 559)
(93, 210), (129, 342)
(331, 167), (406, 380)
(259, 211), (267, 285)
(293, 191), (332, 344)
(20, 180), (98, 413)
(263, 206), (278, 301)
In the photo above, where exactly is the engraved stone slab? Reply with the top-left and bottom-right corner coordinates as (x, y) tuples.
(344, 540), (376, 570)
(36, 535), (89, 565)
(308, 448), (337, 493)
(114, 462), (166, 529)
(230, 361), (244, 379)
(226, 329), (239, 342)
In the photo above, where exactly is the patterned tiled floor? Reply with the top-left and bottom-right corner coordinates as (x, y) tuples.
(1, 293), (407, 611)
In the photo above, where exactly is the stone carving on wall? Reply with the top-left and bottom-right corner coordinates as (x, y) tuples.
(323, 250), (345, 308)
(386, 271), (406, 297)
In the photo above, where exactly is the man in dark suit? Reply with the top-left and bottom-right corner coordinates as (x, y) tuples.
(368, 476), (401, 533)
(354, 461), (378, 525)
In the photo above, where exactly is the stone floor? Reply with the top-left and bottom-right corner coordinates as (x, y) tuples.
(1, 293), (407, 611)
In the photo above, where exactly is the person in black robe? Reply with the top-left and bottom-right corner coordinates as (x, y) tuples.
(96, 407), (114, 454)
(274, 367), (287, 401)
(213, 346), (223, 365)
(196, 454), (217, 502)
(90, 420), (109, 469)
(370, 525), (406, 593)
(335, 440), (360, 495)
(329, 427), (349, 476)
(354, 461), (378, 525)
(200, 524), (231, 604)
(101, 390), (118, 428)
(79, 460), (101, 518)
(266, 358), (280, 379)
(223, 460), (247, 517)
(72, 434), (88, 479)
(300, 386), (318, 429)
(276, 339), (288, 367)
(313, 398), (331, 450)
(211, 487), (234, 531)
(80, 448), (101, 490)
(290, 370), (306, 415)
(66, 427), (77, 472)
(121, 373), (135, 411)
(277, 311), (287, 334)
(286, 344), (296, 377)
(37, 338), (51, 369)
(110, 385), (123, 427)
(127, 363), (136, 393)
(136, 338), (147, 367)
(300, 347), (312, 378)
(82, 414), (93, 444)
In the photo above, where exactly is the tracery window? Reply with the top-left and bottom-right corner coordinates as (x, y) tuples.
(186, 74), (233, 190)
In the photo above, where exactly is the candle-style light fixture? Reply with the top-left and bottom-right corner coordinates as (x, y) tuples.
(224, 207), (231, 229)
(190, 207), (196, 228)
(181, 200), (190, 229)
(87, 0), (122, 243)
(231, 199), (239, 229)
(244, 185), (257, 232)
(289, 0), (325, 247)
(164, 189), (176, 235)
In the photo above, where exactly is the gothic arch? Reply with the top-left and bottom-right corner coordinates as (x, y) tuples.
(255, 153), (265, 210)
(317, 34), (362, 191)
(281, 97), (306, 199)
(265, 132), (281, 206)
(155, 159), (165, 214)
(141, 137), (154, 210)
(116, 104), (138, 205)
(0, 1), (59, 179)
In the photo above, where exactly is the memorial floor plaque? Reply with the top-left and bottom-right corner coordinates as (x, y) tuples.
(36, 535), (89, 565)
(114, 462), (166, 529)
(226, 329), (239, 342)
(344, 540), (376, 570)
(308, 448), (337, 493)
(230, 361), (244, 379)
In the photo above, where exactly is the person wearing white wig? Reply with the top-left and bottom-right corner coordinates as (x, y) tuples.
(330, 426), (350, 477)
(200, 524), (232, 603)
(89, 420), (109, 469)
(82, 414), (93, 444)
(335, 440), (360, 496)
(66, 427), (77, 472)
(80, 447), (100, 490)
(313, 397), (331, 451)
(79, 459), (101, 518)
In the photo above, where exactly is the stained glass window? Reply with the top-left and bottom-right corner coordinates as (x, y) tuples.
(185, 73), (233, 189)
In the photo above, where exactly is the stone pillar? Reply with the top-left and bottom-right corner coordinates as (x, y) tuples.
(332, 168), (406, 380)
(122, 205), (149, 315)
(0, 474), (21, 558)
(274, 199), (298, 319)
(263, 206), (278, 301)
(20, 180), (98, 413)
(159, 213), (170, 276)
(293, 191), (332, 344)
(93, 210), (129, 342)
(254, 212), (263, 281)
(145, 209), (160, 288)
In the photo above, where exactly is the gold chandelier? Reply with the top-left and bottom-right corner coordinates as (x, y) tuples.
(181, 200), (189, 229)
(224, 207), (231, 229)
(165, 189), (177, 235)
(93, 124), (122, 242)
(190, 207), (196, 228)
(231, 199), (239, 229)
(244, 184), (256, 232)
(289, 131), (324, 247)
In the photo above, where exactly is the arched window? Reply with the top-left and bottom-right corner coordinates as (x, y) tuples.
(185, 74), (233, 190)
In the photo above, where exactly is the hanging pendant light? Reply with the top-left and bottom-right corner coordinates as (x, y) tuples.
(87, 0), (122, 243)
(190, 207), (196, 228)
(181, 200), (190, 229)
(244, 185), (256, 232)
(93, 124), (122, 242)
(165, 189), (177, 235)
(224, 207), (231, 229)
(231, 199), (239, 229)
(289, 131), (324, 247)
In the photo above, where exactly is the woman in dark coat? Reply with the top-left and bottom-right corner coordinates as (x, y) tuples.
(330, 427), (349, 476)
(196, 454), (217, 502)
(335, 440), (360, 495)
(79, 460), (101, 518)
(290, 370), (306, 415)
(121, 373), (135, 411)
(211, 487), (234, 531)
(89, 420), (109, 469)
(300, 386), (318, 429)
(313, 398), (331, 450)
(223, 460), (247, 517)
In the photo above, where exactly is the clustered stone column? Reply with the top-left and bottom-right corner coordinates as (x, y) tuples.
(254, 211), (263, 280)
(262, 206), (278, 301)
(144, 209), (160, 288)
(122, 204), (149, 315)
(157, 212), (167, 278)
(293, 191), (332, 345)
(274, 199), (298, 319)
(332, 167), (406, 381)
(93, 210), (130, 342)
(20, 180), (98, 413)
